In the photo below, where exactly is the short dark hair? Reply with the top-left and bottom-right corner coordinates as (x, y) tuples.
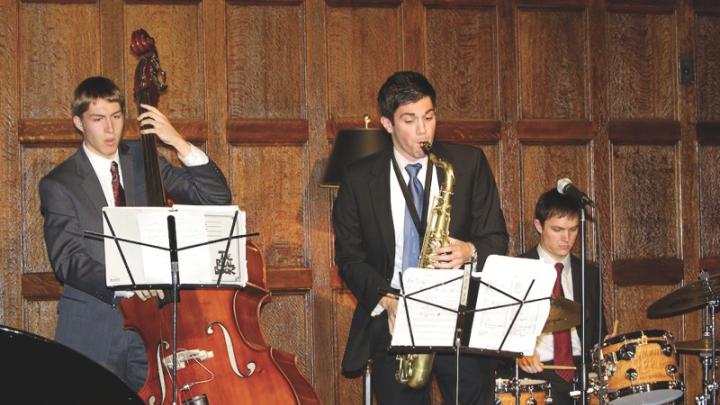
(377, 71), (436, 121)
(534, 188), (581, 226)
(71, 76), (124, 117)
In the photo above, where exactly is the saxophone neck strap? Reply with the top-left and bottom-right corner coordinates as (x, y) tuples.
(391, 155), (433, 236)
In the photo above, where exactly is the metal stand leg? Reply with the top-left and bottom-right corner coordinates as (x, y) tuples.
(695, 299), (718, 405)
(364, 361), (372, 405)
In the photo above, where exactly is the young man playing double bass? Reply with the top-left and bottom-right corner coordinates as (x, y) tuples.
(39, 76), (231, 390)
(333, 71), (508, 404)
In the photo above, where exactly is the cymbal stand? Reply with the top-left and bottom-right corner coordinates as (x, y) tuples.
(696, 293), (718, 405)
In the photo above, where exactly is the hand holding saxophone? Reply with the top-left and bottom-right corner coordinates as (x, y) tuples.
(429, 237), (476, 269)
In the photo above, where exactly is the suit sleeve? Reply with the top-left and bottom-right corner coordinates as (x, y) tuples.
(468, 149), (509, 266)
(160, 157), (232, 205)
(39, 177), (115, 304)
(333, 171), (391, 313)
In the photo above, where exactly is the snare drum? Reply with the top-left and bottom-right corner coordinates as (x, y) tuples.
(495, 378), (551, 405)
(594, 330), (683, 405)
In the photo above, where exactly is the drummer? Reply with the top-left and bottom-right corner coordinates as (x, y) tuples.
(514, 188), (608, 405)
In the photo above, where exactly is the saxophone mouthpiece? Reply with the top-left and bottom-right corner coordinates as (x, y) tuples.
(420, 141), (432, 154)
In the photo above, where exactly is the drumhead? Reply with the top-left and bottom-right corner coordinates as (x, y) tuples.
(608, 382), (683, 405)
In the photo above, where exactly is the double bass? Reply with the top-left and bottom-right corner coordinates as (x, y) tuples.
(121, 29), (322, 405)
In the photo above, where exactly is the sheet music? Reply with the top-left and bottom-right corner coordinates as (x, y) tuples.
(391, 268), (465, 348)
(468, 255), (555, 355)
(103, 205), (247, 287)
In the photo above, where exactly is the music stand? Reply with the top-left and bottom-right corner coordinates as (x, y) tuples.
(389, 255), (555, 405)
(86, 205), (257, 405)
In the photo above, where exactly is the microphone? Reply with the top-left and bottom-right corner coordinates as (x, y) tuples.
(556, 178), (595, 207)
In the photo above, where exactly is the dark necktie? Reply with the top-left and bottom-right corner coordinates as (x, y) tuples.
(110, 161), (126, 207)
(401, 163), (423, 270)
(552, 262), (575, 381)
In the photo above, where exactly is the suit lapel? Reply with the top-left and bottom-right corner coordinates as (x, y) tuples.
(118, 142), (138, 206)
(571, 256), (582, 306)
(369, 150), (395, 270)
(74, 148), (107, 218)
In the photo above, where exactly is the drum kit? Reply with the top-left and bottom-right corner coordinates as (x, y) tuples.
(497, 271), (720, 405)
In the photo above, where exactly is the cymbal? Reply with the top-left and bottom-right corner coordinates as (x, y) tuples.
(647, 274), (720, 318)
(542, 298), (581, 333)
(676, 337), (720, 354)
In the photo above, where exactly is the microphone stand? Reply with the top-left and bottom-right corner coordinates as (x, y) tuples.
(579, 206), (588, 405)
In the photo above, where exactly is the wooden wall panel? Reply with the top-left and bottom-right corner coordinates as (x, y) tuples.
(426, 7), (497, 120)
(227, 3), (306, 119)
(0, 0), (20, 325)
(700, 146), (720, 259)
(615, 285), (680, 334)
(611, 145), (679, 259)
(125, 4), (205, 119)
(230, 146), (306, 267)
(520, 144), (592, 254)
(517, 8), (587, 120)
(21, 148), (75, 337)
(20, 3), (100, 118)
(696, 14), (720, 121)
(326, 5), (400, 122)
(607, 12), (676, 120)
(260, 293), (312, 377)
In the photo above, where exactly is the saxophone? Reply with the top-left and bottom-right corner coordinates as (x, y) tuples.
(395, 141), (455, 389)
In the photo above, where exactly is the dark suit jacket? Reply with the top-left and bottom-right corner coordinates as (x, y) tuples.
(39, 141), (231, 364)
(333, 141), (509, 374)
(521, 246), (608, 362)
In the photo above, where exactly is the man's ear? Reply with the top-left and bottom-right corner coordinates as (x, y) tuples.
(533, 218), (543, 235)
(72, 115), (84, 134)
(380, 116), (393, 134)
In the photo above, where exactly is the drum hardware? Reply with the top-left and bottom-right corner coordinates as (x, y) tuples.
(648, 271), (720, 405)
(495, 378), (552, 405)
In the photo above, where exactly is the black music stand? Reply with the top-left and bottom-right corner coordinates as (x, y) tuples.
(86, 206), (257, 405)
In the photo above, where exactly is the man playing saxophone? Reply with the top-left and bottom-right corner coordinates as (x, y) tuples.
(333, 71), (508, 404)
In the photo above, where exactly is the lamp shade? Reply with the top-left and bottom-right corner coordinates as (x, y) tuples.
(321, 128), (392, 187)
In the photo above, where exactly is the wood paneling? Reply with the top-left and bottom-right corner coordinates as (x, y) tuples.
(0, 0), (20, 326)
(326, 5), (400, 122)
(426, 7), (497, 120)
(227, 3), (306, 120)
(607, 11), (676, 120)
(700, 145), (720, 259)
(696, 14), (720, 121)
(230, 146), (306, 268)
(611, 145), (679, 260)
(20, 2), (100, 119)
(517, 8), (587, 120)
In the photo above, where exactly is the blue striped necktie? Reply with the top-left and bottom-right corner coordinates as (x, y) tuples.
(401, 163), (424, 270)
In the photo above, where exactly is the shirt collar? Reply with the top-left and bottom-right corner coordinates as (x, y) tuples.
(536, 244), (571, 269)
(392, 147), (428, 172)
(83, 142), (120, 173)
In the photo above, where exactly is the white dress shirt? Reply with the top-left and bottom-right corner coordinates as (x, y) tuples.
(535, 244), (582, 361)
